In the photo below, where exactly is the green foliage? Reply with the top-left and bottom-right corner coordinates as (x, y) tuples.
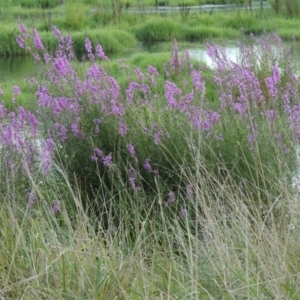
(20, 0), (60, 9)
(71, 29), (136, 55)
(129, 52), (171, 73)
(223, 12), (257, 30)
(180, 25), (236, 41)
(89, 9), (113, 27)
(269, 0), (300, 17)
(134, 17), (180, 42)
(0, 29), (26, 56)
(65, 0), (87, 31)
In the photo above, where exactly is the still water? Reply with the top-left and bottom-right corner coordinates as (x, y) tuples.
(0, 56), (38, 82)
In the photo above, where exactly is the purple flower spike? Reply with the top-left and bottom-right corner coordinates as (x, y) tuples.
(13, 86), (20, 96)
(19, 22), (29, 39)
(16, 35), (25, 48)
(32, 28), (44, 50)
(102, 154), (113, 168)
(127, 143), (136, 158)
(52, 200), (60, 215)
(148, 65), (159, 77)
(179, 208), (188, 219)
(119, 121), (128, 136)
(51, 25), (62, 39)
(96, 43), (108, 60)
(144, 158), (152, 172)
(166, 191), (175, 205)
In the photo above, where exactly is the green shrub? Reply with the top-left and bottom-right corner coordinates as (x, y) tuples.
(134, 18), (180, 43)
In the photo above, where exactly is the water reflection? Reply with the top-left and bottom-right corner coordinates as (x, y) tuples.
(0, 56), (37, 82)
(187, 46), (239, 67)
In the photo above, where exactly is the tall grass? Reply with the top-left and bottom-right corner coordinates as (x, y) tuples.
(1, 140), (300, 299)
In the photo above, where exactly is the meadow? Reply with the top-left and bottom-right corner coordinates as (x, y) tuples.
(0, 18), (300, 299)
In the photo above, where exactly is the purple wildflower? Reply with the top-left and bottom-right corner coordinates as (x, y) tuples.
(154, 130), (164, 145)
(148, 65), (159, 77)
(170, 39), (181, 72)
(54, 123), (68, 142)
(85, 37), (94, 61)
(40, 138), (55, 175)
(51, 25), (62, 39)
(179, 208), (188, 219)
(54, 56), (73, 77)
(102, 154), (113, 168)
(144, 158), (152, 172)
(127, 143), (136, 158)
(28, 190), (35, 209)
(36, 85), (52, 107)
(52, 200), (60, 215)
(96, 43), (108, 60)
(32, 28), (44, 50)
(191, 70), (204, 92)
(71, 120), (84, 139)
(13, 86), (20, 96)
(16, 35), (25, 48)
(165, 81), (181, 109)
(91, 155), (98, 162)
(108, 76), (120, 100)
(126, 82), (139, 103)
(128, 167), (141, 193)
(19, 22), (30, 39)
(93, 148), (103, 159)
(134, 68), (144, 82)
(166, 191), (175, 205)
(119, 121), (128, 136)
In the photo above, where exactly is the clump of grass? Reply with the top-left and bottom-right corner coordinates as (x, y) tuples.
(134, 17), (181, 43)
(180, 25), (240, 41)
(0, 28), (27, 56)
(64, 0), (87, 31)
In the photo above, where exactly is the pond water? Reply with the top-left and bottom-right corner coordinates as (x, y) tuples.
(0, 56), (38, 82)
